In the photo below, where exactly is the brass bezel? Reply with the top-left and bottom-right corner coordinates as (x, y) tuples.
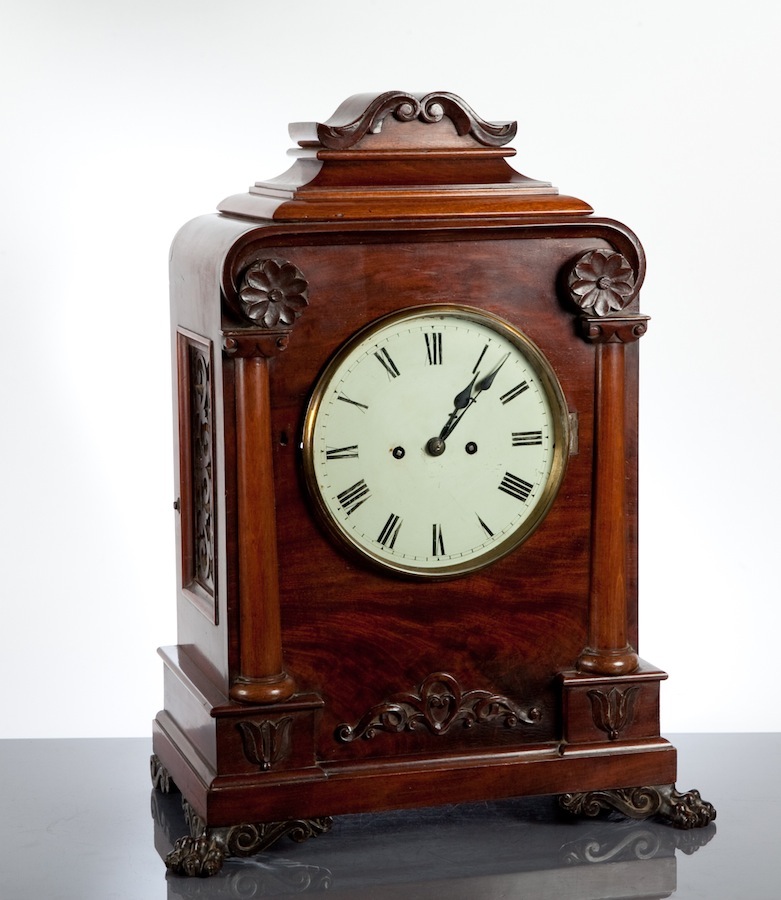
(301, 304), (570, 579)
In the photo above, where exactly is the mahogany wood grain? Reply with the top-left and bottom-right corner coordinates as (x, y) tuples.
(230, 355), (296, 703)
(577, 338), (639, 675)
(153, 93), (714, 859)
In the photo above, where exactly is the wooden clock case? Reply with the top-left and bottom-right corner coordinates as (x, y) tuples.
(152, 92), (714, 876)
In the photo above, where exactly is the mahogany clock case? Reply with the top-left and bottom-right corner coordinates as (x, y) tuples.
(152, 91), (714, 875)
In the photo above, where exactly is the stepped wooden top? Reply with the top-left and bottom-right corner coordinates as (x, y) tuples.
(218, 91), (593, 222)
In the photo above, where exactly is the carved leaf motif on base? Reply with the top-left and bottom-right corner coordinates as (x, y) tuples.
(587, 685), (640, 740)
(336, 672), (542, 742)
(236, 717), (293, 770)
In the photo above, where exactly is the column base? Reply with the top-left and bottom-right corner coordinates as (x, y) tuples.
(577, 645), (639, 677)
(229, 671), (298, 704)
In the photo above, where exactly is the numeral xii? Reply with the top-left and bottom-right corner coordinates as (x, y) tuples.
(425, 332), (443, 365)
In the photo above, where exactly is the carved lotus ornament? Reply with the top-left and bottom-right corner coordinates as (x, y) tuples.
(238, 258), (309, 328)
(567, 249), (635, 316)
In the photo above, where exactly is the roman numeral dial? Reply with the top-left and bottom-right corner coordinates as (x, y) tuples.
(374, 347), (400, 378)
(326, 444), (359, 460)
(425, 332), (443, 365)
(377, 513), (402, 548)
(512, 431), (543, 447)
(303, 305), (570, 578)
(498, 472), (534, 502)
(337, 479), (371, 516)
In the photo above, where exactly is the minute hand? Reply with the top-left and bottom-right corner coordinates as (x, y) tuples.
(437, 352), (510, 443)
(473, 351), (510, 394)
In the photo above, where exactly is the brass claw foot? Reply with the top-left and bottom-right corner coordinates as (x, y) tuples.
(559, 784), (716, 829)
(164, 800), (334, 877)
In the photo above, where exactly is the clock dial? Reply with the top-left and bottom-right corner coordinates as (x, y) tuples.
(302, 305), (570, 578)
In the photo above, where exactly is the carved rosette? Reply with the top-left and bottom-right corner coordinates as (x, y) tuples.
(221, 257), (309, 359)
(587, 685), (640, 741)
(237, 258), (308, 328)
(563, 249), (648, 346)
(236, 718), (293, 771)
(567, 249), (636, 316)
(559, 784), (716, 829)
(165, 806), (333, 877)
(336, 672), (542, 742)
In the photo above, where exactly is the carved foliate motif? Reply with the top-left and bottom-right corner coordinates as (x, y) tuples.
(237, 258), (308, 328)
(587, 685), (640, 741)
(567, 249), (636, 316)
(336, 672), (542, 742)
(150, 754), (175, 794)
(236, 717), (293, 770)
(189, 342), (215, 596)
(166, 805), (333, 877)
(559, 784), (716, 830)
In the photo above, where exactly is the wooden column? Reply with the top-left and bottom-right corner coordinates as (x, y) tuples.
(577, 315), (648, 676)
(229, 353), (297, 703)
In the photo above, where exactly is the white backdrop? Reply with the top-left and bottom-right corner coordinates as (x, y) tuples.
(2, 0), (779, 737)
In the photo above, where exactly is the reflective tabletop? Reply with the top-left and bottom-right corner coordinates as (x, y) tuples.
(0, 734), (776, 899)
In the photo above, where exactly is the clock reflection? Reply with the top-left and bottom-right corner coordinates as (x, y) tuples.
(152, 788), (715, 898)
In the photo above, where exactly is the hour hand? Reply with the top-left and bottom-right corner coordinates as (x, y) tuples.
(438, 373), (478, 441)
(440, 353), (509, 439)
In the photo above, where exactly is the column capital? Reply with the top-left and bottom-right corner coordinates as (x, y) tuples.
(579, 314), (650, 345)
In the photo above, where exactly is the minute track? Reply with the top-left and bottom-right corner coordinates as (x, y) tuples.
(302, 304), (570, 578)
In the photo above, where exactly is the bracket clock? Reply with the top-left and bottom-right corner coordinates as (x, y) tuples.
(152, 91), (715, 876)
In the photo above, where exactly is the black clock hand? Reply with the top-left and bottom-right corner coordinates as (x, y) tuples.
(438, 373), (479, 441)
(473, 351), (510, 393)
(429, 352), (511, 454)
(441, 351), (510, 437)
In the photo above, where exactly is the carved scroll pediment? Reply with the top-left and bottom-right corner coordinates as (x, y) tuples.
(289, 91), (517, 151)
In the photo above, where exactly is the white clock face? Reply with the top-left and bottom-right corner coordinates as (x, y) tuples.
(302, 305), (569, 578)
